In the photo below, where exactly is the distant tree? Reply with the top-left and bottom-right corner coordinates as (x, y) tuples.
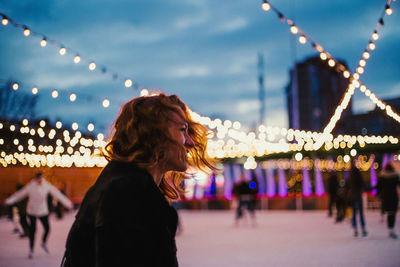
(0, 80), (38, 120)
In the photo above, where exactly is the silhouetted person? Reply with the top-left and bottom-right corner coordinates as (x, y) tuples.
(5, 172), (73, 258)
(346, 165), (368, 237)
(232, 174), (257, 226)
(377, 162), (400, 239)
(61, 94), (215, 267)
(14, 183), (29, 238)
(327, 173), (339, 217)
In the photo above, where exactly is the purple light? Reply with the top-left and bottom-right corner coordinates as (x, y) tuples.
(302, 168), (312, 197)
(314, 162), (325, 196)
(278, 168), (288, 197)
(370, 160), (377, 195)
(266, 168), (276, 197)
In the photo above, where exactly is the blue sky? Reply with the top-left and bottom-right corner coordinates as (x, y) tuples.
(0, 0), (399, 134)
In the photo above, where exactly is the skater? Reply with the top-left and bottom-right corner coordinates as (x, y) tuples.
(377, 162), (400, 239)
(5, 172), (73, 258)
(327, 172), (339, 217)
(346, 164), (368, 237)
(61, 93), (215, 267)
(232, 174), (257, 226)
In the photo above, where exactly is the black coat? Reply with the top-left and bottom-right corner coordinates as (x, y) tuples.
(377, 170), (400, 212)
(62, 161), (179, 267)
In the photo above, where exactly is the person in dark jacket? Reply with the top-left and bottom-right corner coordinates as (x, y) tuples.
(327, 173), (339, 217)
(346, 164), (368, 237)
(61, 93), (215, 267)
(377, 162), (400, 239)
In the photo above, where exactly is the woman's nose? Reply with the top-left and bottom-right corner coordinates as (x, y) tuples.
(185, 134), (195, 149)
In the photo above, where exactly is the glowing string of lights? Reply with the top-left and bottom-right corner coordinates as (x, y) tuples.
(4, 79), (112, 114)
(0, 12), (136, 90)
(261, 0), (400, 148)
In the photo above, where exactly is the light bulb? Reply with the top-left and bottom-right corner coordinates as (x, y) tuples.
(32, 87), (38, 94)
(87, 123), (94, 132)
(23, 27), (30, 36)
(328, 59), (335, 67)
(261, 1), (271, 11)
(12, 83), (19, 90)
(40, 38), (47, 47)
(290, 26), (298, 34)
(89, 62), (96, 71)
(52, 90), (59, 98)
(320, 52), (327, 60)
(74, 55), (81, 64)
(59, 47), (66, 55)
(368, 42), (376, 50)
(299, 35), (306, 44)
(69, 93), (77, 102)
(102, 99), (110, 108)
(124, 79), (133, 88)
(1, 17), (8, 26)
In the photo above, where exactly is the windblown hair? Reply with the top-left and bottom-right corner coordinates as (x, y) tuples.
(103, 93), (215, 200)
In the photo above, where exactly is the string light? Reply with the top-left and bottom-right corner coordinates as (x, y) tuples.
(290, 25), (298, 34)
(73, 55), (81, 64)
(69, 93), (77, 102)
(72, 122), (79, 130)
(88, 62), (96, 71)
(102, 99), (110, 108)
(298, 35), (306, 44)
(40, 38), (47, 47)
(12, 83), (19, 91)
(32, 87), (38, 94)
(87, 123), (94, 132)
(124, 79), (133, 88)
(372, 31), (379, 40)
(261, 1), (271, 11)
(23, 26), (30, 36)
(59, 47), (67, 55)
(56, 121), (62, 129)
(51, 90), (59, 98)
(385, 5), (393, 15)
(1, 16), (8, 26)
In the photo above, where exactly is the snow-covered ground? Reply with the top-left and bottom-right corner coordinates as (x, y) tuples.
(0, 209), (399, 267)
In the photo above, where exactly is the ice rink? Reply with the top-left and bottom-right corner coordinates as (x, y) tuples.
(0, 209), (399, 267)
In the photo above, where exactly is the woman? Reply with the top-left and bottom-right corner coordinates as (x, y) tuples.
(378, 162), (400, 239)
(61, 94), (214, 267)
(5, 172), (73, 258)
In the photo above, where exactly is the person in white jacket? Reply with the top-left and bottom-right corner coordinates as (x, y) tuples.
(5, 172), (73, 258)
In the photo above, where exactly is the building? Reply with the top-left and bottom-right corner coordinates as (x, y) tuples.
(285, 56), (351, 133)
(344, 97), (400, 136)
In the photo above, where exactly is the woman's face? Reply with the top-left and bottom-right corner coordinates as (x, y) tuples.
(164, 111), (195, 172)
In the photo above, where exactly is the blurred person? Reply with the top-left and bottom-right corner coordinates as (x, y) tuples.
(335, 177), (347, 223)
(61, 94), (215, 267)
(346, 165), (368, 237)
(377, 162), (400, 239)
(327, 172), (339, 217)
(14, 183), (29, 238)
(232, 174), (257, 226)
(5, 172), (73, 258)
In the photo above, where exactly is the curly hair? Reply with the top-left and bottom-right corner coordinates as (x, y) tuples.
(103, 93), (215, 200)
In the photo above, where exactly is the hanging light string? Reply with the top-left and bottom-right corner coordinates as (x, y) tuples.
(0, 12), (136, 90)
(3, 79), (113, 112)
(261, 0), (399, 149)
(1, 117), (398, 168)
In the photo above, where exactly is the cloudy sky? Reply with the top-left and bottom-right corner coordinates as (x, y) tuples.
(0, 0), (399, 134)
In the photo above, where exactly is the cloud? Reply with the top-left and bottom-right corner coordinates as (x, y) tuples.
(214, 17), (248, 33)
(165, 65), (211, 78)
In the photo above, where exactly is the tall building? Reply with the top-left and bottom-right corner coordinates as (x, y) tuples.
(286, 56), (351, 133)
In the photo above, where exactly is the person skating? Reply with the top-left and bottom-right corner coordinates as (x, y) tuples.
(377, 162), (400, 239)
(5, 172), (73, 258)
